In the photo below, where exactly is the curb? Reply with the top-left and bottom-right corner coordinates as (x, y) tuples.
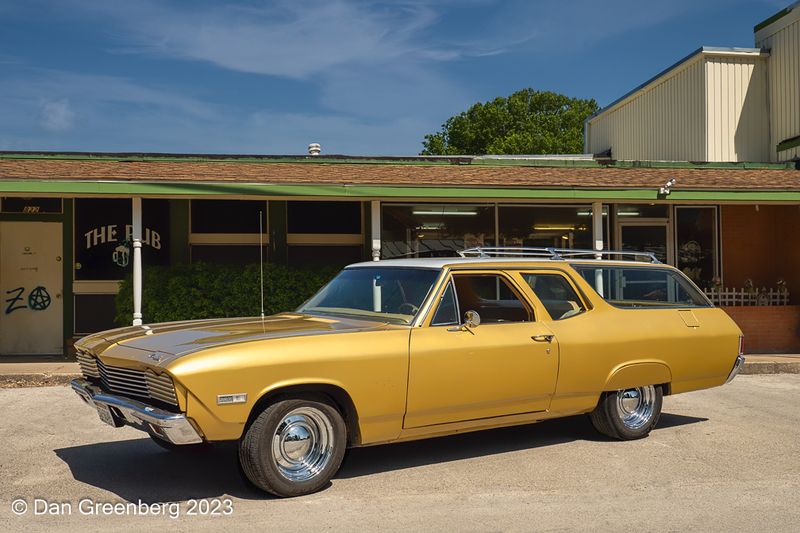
(0, 374), (80, 388)
(741, 361), (800, 375)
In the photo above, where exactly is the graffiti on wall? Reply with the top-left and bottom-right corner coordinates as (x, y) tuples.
(4, 286), (51, 314)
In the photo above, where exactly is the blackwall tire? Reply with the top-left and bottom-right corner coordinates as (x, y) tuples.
(590, 385), (663, 440)
(238, 399), (347, 498)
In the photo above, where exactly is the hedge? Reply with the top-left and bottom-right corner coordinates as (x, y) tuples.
(115, 262), (340, 326)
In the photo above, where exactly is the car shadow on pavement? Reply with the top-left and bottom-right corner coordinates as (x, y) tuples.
(54, 439), (266, 502)
(336, 412), (707, 479)
(54, 412), (706, 500)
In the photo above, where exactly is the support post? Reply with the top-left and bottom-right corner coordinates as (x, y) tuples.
(370, 200), (381, 261)
(592, 202), (604, 296)
(132, 197), (143, 326)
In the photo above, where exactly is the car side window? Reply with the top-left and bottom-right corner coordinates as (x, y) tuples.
(522, 273), (585, 320)
(431, 282), (459, 326)
(451, 274), (533, 323)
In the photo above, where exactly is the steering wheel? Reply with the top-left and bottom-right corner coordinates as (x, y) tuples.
(398, 302), (419, 315)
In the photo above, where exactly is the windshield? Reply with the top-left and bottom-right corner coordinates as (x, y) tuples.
(298, 267), (440, 324)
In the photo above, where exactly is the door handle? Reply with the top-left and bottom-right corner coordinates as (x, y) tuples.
(531, 334), (554, 343)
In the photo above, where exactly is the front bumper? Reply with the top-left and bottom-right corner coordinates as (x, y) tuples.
(725, 355), (746, 384)
(71, 378), (203, 445)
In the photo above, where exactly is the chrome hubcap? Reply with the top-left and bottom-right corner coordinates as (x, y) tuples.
(615, 385), (656, 430)
(272, 407), (334, 482)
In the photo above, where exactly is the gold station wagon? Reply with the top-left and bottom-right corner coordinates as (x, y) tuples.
(71, 247), (745, 497)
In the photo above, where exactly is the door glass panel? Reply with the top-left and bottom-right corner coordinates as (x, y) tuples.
(522, 274), (585, 320)
(452, 274), (532, 323)
(620, 225), (668, 263)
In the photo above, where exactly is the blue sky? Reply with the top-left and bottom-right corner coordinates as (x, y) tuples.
(0, 0), (788, 155)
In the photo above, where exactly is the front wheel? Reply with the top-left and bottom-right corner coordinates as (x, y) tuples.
(590, 385), (663, 440)
(238, 399), (347, 498)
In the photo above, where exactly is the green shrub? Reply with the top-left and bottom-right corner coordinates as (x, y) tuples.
(115, 262), (339, 326)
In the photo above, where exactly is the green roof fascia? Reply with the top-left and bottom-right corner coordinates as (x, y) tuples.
(777, 136), (800, 153)
(1, 152), (796, 170)
(2, 180), (800, 202)
(754, 4), (795, 33)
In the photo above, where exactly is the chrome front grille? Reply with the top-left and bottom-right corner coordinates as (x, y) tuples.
(76, 350), (99, 378)
(144, 371), (179, 405)
(77, 350), (178, 406)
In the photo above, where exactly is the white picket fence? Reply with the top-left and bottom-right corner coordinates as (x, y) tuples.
(704, 287), (790, 306)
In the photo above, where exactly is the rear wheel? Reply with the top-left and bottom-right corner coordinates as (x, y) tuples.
(590, 385), (662, 440)
(238, 399), (347, 497)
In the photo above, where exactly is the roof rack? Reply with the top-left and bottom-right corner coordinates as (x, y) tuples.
(457, 247), (661, 264)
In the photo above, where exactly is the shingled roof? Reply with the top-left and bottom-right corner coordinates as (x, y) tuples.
(1, 153), (799, 198)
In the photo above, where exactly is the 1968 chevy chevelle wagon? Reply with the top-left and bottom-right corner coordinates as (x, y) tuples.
(71, 248), (744, 497)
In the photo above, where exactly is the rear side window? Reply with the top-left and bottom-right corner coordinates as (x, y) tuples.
(573, 265), (710, 308)
(522, 274), (585, 320)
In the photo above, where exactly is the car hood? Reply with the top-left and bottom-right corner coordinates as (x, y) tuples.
(77, 313), (393, 366)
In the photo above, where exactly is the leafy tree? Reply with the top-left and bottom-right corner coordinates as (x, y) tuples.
(421, 89), (599, 155)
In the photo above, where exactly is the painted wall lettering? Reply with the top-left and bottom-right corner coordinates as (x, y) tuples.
(4, 287), (26, 314)
(74, 199), (169, 281)
(83, 225), (161, 250)
(3, 286), (52, 314)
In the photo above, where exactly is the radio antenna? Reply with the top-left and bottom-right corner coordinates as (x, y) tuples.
(259, 210), (265, 319)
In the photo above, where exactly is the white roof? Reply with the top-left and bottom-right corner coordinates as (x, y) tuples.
(346, 257), (660, 269)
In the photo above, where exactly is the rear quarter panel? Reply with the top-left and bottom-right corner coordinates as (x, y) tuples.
(542, 268), (742, 414)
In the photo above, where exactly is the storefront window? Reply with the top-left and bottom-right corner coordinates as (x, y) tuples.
(191, 200), (266, 233)
(1, 197), (62, 214)
(498, 205), (607, 249)
(615, 204), (669, 218)
(382, 204), (495, 258)
(74, 199), (170, 281)
(287, 201), (361, 234)
(675, 206), (717, 289)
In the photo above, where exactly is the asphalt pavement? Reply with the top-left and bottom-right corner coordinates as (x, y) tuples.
(1, 375), (799, 532)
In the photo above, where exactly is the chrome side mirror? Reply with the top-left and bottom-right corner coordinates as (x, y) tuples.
(464, 310), (481, 329)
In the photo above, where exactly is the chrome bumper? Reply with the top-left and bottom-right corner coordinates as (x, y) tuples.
(725, 355), (746, 384)
(70, 378), (203, 445)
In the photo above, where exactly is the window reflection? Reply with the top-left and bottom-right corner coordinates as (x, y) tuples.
(381, 204), (495, 258)
(676, 207), (717, 289)
(498, 206), (607, 249)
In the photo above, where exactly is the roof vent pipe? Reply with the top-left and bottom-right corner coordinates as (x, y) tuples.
(308, 143), (321, 156)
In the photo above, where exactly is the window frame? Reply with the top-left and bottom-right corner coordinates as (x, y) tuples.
(429, 279), (461, 327)
(424, 270), (536, 327)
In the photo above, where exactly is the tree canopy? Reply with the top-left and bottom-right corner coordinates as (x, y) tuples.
(420, 89), (599, 156)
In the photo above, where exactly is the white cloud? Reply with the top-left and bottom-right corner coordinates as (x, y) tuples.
(69, 0), (448, 80)
(39, 99), (76, 131)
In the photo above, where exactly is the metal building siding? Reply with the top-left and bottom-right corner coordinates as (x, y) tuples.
(587, 57), (706, 161)
(756, 11), (800, 162)
(704, 56), (770, 162)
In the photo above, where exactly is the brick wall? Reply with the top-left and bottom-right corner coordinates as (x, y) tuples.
(721, 305), (800, 354)
(721, 205), (800, 302)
